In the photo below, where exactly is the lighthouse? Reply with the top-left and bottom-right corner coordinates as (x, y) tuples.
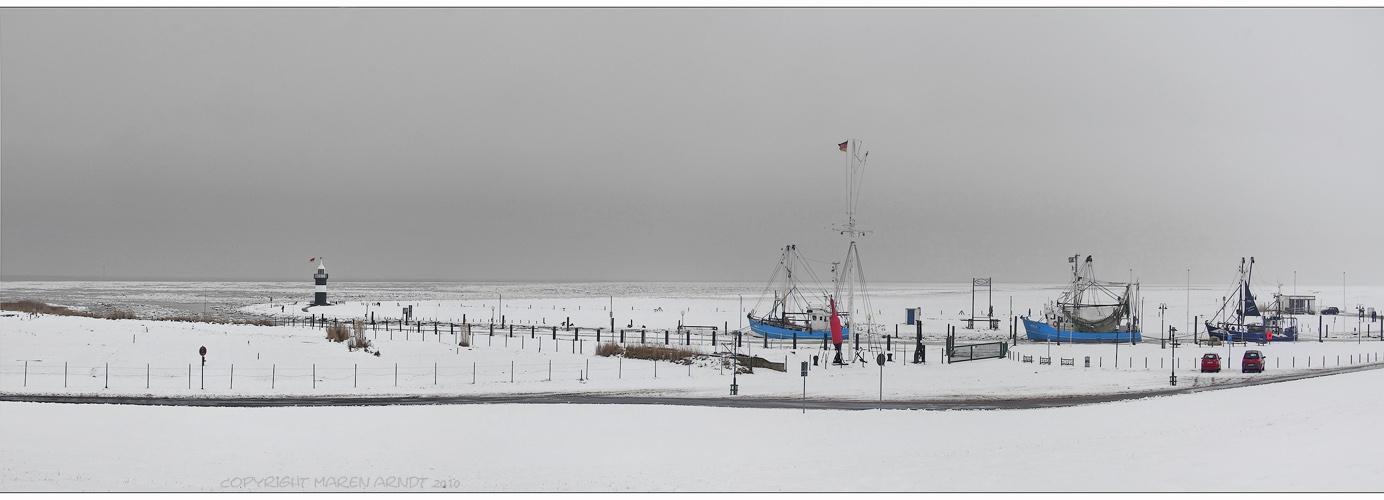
(313, 259), (329, 306)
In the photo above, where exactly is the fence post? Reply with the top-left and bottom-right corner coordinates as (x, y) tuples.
(435, 362), (438, 385)
(549, 360), (552, 381)
(147, 363), (150, 389)
(272, 364), (276, 389)
(186, 363), (189, 389)
(23, 361), (27, 387)
(313, 364), (316, 389)
(619, 357), (622, 379)
(473, 362), (477, 384)
(230, 364), (234, 389)
(354, 364), (358, 388)
(510, 361), (513, 383)
(105, 362), (109, 389)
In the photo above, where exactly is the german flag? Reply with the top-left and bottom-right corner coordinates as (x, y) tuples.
(838, 141), (848, 152)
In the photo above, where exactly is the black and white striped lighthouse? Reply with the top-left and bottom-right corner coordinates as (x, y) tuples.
(312, 258), (328, 306)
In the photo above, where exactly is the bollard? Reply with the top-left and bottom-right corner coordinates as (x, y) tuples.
(793, 332), (798, 349)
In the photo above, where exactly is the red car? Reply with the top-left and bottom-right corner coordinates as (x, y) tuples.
(1242, 350), (1265, 373)
(1201, 353), (1221, 373)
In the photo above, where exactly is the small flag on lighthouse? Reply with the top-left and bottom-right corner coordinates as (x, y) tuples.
(309, 257), (316, 263)
(838, 141), (848, 152)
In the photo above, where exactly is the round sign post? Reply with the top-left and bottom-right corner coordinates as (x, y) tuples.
(877, 353), (886, 411)
(198, 346), (207, 390)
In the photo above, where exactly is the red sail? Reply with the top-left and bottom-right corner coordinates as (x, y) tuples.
(830, 298), (843, 345)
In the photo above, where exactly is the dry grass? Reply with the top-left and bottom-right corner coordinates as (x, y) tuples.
(104, 309), (138, 320)
(620, 345), (703, 364)
(327, 323), (350, 342)
(348, 320), (372, 351)
(595, 342), (625, 357)
(2, 300), (87, 317)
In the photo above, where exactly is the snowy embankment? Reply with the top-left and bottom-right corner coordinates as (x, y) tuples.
(4, 367), (1384, 491)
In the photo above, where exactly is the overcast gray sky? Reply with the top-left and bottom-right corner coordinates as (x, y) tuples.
(2, 7), (1381, 285)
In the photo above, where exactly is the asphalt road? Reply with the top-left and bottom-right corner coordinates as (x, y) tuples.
(2, 362), (1379, 411)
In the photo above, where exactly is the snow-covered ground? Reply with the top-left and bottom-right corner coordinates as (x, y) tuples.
(2, 281), (1382, 491)
(5, 367), (1384, 491)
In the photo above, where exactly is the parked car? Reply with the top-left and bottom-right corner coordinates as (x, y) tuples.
(1321, 307), (1340, 315)
(1201, 353), (1221, 373)
(1242, 350), (1265, 373)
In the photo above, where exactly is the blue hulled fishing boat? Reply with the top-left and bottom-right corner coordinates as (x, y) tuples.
(1023, 254), (1142, 343)
(1204, 257), (1298, 343)
(746, 245), (850, 340)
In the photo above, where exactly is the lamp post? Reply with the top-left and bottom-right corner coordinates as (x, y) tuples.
(1159, 303), (1168, 349)
(1170, 325), (1178, 386)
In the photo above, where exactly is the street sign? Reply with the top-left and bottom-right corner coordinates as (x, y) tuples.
(800, 361), (808, 377)
(199, 346), (207, 356)
(876, 353), (885, 366)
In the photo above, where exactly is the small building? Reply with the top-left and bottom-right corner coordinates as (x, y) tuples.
(905, 307), (922, 325)
(1276, 295), (1316, 315)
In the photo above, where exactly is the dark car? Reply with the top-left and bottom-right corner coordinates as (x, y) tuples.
(1321, 307), (1340, 315)
(1242, 350), (1265, 373)
(1201, 353), (1221, 373)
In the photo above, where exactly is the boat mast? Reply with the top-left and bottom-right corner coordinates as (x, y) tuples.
(834, 140), (869, 350)
(1236, 257), (1246, 327)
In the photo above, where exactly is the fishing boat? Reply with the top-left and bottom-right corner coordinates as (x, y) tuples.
(746, 139), (876, 351)
(745, 244), (849, 340)
(1205, 257), (1298, 343)
(1022, 254), (1142, 342)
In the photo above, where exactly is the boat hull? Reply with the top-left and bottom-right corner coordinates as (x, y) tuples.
(747, 315), (849, 340)
(1205, 322), (1298, 343)
(1022, 317), (1140, 343)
